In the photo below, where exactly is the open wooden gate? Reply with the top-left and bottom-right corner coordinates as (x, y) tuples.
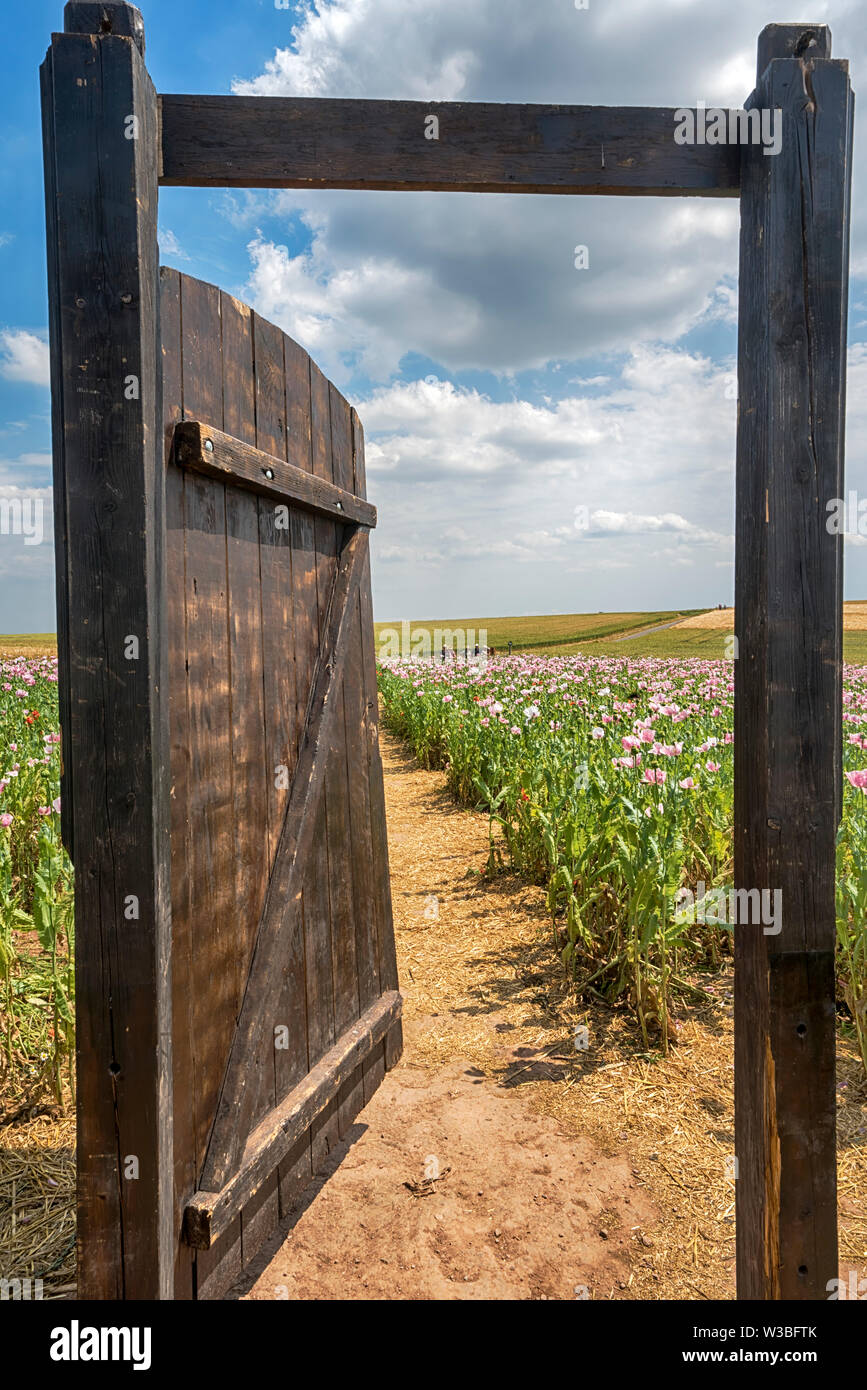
(161, 271), (401, 1298)
(43, 3), (853, 1301)
(42, 5), (402, 1298)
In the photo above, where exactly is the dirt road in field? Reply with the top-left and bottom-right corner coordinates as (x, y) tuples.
(243, 733), (657, 1301)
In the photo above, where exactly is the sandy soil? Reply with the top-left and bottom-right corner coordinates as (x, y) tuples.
(242, 735), (658, 1301)
(238, 731), (867, 1302)
(243, 1053), (653, 1300)
(674, 608), (734, 629)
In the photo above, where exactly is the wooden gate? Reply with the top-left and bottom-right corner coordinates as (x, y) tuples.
(43, 3), (853, 1301)
(161, 270), (401, 1298)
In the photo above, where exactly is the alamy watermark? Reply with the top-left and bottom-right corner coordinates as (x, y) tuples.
(379, 620), (489, 664)
(826, 492), (867, 536)
(1, 1276), (43, 1300)
(0, 496), (43, 546)
(674, 103), (782, 156)
(674, 881), (782, 936)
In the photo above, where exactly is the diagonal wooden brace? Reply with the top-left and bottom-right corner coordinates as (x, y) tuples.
(199, 523), (369, 1190)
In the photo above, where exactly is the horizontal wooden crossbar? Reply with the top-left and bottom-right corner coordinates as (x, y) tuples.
(172, 421), (377, 527)
(158, 97), (740, 197)
(184, 990), (402, 1249)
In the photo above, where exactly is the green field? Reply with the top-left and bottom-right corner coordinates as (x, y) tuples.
(8, 621), (867, 665)
(374, 610), (701, 652)
(570, 627), (867, 664)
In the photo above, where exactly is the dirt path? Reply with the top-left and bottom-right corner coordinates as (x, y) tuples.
(243, 732), (866, 1302)
(244, 733), (657, 1301)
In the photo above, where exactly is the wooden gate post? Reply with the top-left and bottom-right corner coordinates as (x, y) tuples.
(41, 2), (173, 1298)
(734, 24), (853, 1299)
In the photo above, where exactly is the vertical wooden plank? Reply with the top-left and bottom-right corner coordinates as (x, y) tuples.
(221, 294), (282, 1275)
(347, 587), (383, 1106)
(326, 389), (366, 1136)
(220, 294), (267, 1031)
(734, 24), (851, 1300)
(273, 334), (315, 1217)
(353, 410), (402, 1074)
(177, 276), (239, 1303)
(301, 361), (340, 1165)
(253, 314), (309, 1233)
(41, 5), (173, 1299)
(161, 268), (195, 1301)
(334, 395), (380, 1109)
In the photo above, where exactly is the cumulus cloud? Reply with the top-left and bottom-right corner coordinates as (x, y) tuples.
(240, 195), (739, 383)
(228, 0), (831, 383)
(583, 510), (727, 544)
(359, 345), (739, 613)
(361, 341), (867, 614)
(0, 330), (50, 387)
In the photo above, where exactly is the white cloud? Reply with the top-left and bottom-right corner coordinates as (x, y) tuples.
(241, 196), (740, 382)
(0, 330), (50, 387)
(585, 509), (727, 544)
(359, 345), (738, 612)
(359, 341), (867, 614)
(158, 227), (190, 262)
(230, 0), (867, 391)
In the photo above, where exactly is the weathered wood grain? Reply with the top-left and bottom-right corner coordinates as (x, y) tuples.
(244, 310), (291, 1144)
(41, 10), (173, 1300)
(734, 32), (852, 1300)
(353, 409), (403, 1079)
(305, 362), (341, 1167)
(161, 267), (196, 1301)
(173, 420), (377, 526)
(184, 991), (402, 1249)
(327, 388), (367, 1136)
(201, 521), (370, 1189)
(64, 0), (145, 50)
(262, 330), (315, 1216)
(159, 96), (740, 197)
(756, 22), (831, 77)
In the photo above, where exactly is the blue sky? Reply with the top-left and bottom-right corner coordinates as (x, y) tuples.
(1, 0), (865, 628)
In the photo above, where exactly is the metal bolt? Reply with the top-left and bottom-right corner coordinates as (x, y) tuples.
(263, 467), (275, 479)
(336, 500), (343, 510)
(204, 439), (214, 453)
(120, 293), (133, 305)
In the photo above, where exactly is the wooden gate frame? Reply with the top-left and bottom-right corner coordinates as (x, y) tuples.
(42, 3), (853, 1300)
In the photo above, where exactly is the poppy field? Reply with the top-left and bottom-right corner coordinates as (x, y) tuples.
(0, 654), (72, 1112)
(378, 652), (867, 1073)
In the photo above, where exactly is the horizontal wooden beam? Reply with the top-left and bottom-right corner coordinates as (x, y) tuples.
(158, 97), (740, 197)
(184, 990), (402, 1249)
(172, 421), (377, 528)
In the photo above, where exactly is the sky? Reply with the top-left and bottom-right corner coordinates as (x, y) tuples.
(1, 0), (866, 629)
